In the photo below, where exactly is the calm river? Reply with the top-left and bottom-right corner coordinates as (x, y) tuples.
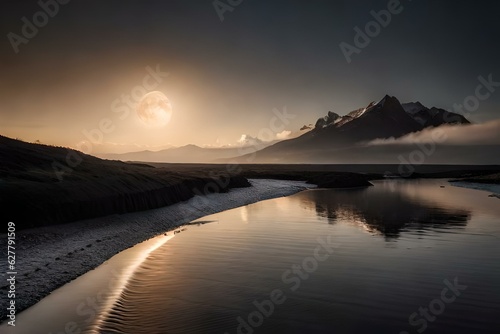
(3, 179), (500, 334)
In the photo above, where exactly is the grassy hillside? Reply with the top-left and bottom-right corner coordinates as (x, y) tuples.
(0, 136), (250, 230)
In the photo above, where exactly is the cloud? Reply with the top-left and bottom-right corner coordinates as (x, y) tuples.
(276, 130), (292, 140)
(234, 128), (300, 148)
(238, 130), (292, 146)
(367, 120), (500, 146)
(237, 134), (264, 146)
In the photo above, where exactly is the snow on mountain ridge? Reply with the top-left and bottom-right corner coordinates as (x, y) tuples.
(312, 96), (470, 134)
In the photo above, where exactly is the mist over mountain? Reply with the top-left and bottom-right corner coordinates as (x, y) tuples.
(228, 95), (484, 163)
(103, 95), (500, 164)
(304, 95), (469, 143)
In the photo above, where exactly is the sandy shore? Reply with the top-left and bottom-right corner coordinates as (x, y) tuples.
(0, 179), (314, 320)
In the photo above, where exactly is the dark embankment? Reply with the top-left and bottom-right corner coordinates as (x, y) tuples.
(404, 170), (500, 180)
(148, 163), (500, 174)
(238, 169), (374, 188)
(0, 136), (250, 230)
(449, 172), (500, 184)
(149, 163), (500, 185)
(148, 163), (376, 188)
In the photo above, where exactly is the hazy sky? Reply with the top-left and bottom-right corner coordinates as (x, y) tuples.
(1, 0), (500, 153)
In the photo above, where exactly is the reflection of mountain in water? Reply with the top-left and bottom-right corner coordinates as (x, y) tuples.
(296, 184), (471, 239)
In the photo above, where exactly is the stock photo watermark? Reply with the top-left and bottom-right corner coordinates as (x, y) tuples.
(339, 0), (412, 64)
(51, 64), (170, 181)
(188, 106), (295, 210)
(7, 0), (71, 54)
(399, 277), (467, 334)
(5, 222), (17, 327)
(213, 0), (244, 22)
(42, 267), (122, 334)
(397, 73), (499, 177)
(397, 128), (447, 177)
(448, 74), (500, 119)
(224, 235), (339, 334)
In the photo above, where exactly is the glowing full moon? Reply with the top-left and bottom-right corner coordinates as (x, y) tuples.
(136, 91), (172, 127)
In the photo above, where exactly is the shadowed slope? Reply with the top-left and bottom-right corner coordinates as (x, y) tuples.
(0, 135), (250, 229)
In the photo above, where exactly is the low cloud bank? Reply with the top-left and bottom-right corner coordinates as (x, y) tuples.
(368, 120), (500, 146)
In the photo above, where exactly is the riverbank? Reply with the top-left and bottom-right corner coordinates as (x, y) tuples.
(449, 181), (500, 197)
(449, 172), (500, 197)
(0, 136), (377, 230)
(450, 172), (500, 185)
(0, 179), (314, 320)
(0, 135), (255, 230)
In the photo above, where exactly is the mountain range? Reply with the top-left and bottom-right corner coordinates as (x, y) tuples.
(102, 145), (245, 163)
(100, 140), (283, 163)
(103, 95), (476, 163)
(229, 95), (472, 163)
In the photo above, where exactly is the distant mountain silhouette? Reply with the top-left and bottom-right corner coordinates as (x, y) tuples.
(101, 142), (278, 163)
(402, 101), (470, 127)
(229, 95), (471, 163)
(102, 95), (474, 164)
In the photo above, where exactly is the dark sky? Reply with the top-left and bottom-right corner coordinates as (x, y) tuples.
(1, 0), (499, 150)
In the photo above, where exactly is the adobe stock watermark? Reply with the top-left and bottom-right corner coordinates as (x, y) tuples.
(397, 73), (499, 177)
(339, 0), (411, 64)
(446, 73), (500, 121)
(213, 0), (244, 22)
(397, 128), (448, 177)
(45, 268), (121, 334)
(186, 106), (296, 212)
(51, 65), (170, 181)
(7, 0), (71, 54)
(235, 106), (296, 162)
(224, 235), (339, 334)
(399, 277), (467, 334)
